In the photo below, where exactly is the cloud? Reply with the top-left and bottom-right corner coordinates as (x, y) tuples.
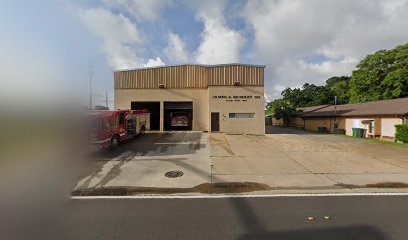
(243, 0), (408, 100)
(164, 32), (189, 63)
(102, 0), (172, 22)
(193, 0), (244, 64)
(74, 0), (408, 101)
(274, 57), (358, 92)
(78, 7), (144, 69)
(143, 57), (165, 67)
(78, 7), (166, 69)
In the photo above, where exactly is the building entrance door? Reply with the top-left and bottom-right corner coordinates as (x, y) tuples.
(211, 112), (220, 132)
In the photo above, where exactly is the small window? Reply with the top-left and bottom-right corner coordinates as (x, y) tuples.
(229, 113), (255, 118)
(119, 113), (125, 125)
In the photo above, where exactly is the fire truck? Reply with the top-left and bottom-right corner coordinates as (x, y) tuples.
(170, 112), (190, 127)
(87, 109), (150, 151)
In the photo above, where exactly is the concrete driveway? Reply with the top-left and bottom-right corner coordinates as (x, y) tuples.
(75, 127), (408, 194)
(211, 126), (408, 190)
(76, 132), (210, 190)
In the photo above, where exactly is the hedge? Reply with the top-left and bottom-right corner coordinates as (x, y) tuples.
(395, 124), (408, 143)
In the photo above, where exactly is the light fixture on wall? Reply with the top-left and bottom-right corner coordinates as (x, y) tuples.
(158, 83), (165, 88)
(234, 80), (240, 86)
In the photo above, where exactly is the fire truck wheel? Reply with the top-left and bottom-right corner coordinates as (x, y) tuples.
(110, 135), (120, 149)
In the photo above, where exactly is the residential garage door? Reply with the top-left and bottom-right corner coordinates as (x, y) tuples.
(164, 102), (193, 131)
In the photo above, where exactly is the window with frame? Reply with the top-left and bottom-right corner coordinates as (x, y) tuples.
(229, 113), (255, 118)
(119, 113), (125, 125)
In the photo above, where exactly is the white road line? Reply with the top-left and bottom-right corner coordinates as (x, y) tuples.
(71, 192), (408, 200)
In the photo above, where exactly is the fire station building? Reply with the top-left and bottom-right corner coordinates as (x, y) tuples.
(114, 64), (265, 135)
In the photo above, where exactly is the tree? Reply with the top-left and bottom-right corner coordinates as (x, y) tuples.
(326, 76), (351, 104)
(265, 99), (296, 126)
(265, 43), (408, 114)
(349, 43), (408, 103)
(280, 83), (335, 108)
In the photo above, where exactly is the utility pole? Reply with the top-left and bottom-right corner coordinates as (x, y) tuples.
(89, 64), (93, 110)
(105, 91), (108, 109)
(334, 96), (338, 115)
(334, 96), (338, 130)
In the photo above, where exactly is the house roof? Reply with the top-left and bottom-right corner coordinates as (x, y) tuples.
(298, 97), (408, 117)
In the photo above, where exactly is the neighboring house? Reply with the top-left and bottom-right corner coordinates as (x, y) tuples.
(265, 114), (284, 126)
(289, 98), (408, 140)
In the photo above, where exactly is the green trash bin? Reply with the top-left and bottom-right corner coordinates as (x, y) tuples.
(352, 128), (366, 138)
(356, 128), (365, 138)
(352, 128), (357, 137)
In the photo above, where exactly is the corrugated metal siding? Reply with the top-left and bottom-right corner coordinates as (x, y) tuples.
(114, 65), (264, 89)
(207, 66), (264, 86)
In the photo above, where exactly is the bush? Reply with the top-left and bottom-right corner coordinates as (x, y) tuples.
(395, 124), (408, 143)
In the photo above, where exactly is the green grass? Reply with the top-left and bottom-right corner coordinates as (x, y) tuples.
(332, 133), (408, 148)
(270, 125), (408, 148)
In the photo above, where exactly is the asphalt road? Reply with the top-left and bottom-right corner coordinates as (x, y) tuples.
(51, 195), (408, 240)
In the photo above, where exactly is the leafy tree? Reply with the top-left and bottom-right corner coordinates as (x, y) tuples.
(265, 99), (296, 126)
(281, 83), (335, 108)
(349, 43), (408, 103)
(265, 43), (408, 114)
(326, 76), (351, 104)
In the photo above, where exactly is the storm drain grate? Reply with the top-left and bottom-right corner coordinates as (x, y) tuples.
(165, 170), (184, 178)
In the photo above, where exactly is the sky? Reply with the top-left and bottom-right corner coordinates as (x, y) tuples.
(1, 0), (408, 109)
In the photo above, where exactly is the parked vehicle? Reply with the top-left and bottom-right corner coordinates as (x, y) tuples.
(87, 109), (150, 152)
(170, 112), (190, 127)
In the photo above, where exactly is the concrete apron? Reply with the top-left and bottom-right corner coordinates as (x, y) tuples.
(74, 130), (408, 196)
(75, 132), (211, 191)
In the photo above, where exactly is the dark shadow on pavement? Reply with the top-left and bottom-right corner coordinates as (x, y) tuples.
(236, 225), (386, 240)
(88, 132), (204, 160)
(229, 197), (386, 240)
(265, 125), (313, 135)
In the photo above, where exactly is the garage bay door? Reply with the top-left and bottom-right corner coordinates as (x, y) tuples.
(131, 102), (160, 130)
(164, 102), (193, 131)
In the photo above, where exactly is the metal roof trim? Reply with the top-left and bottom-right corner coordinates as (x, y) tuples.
(114, 63), (267, 72)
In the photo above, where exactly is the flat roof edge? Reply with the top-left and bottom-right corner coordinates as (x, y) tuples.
(114, 63), (266, 72)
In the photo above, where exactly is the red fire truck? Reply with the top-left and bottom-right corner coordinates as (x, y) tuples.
(87, 109), (150, 152)
(170, 112), (190, 127)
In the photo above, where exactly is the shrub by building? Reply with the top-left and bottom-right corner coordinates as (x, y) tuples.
(395, 124), (408, 143)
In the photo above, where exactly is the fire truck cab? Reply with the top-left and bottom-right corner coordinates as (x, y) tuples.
(87, 109), (150, 151)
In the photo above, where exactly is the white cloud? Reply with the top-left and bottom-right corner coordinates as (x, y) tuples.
(243, 0), (408, 100)
(102, 0), (172, 22)
(143, 57), (165, 67)
(193, 0), (244, 64)
(275, 58), (358, 90)
(78, 7), (144, 69)
(78, 7), (166, 69)
(164, 32), (189, 63)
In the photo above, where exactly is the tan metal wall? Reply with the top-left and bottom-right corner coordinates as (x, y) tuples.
(114, 65), (264, 89)
(208, 65), (264, 86)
